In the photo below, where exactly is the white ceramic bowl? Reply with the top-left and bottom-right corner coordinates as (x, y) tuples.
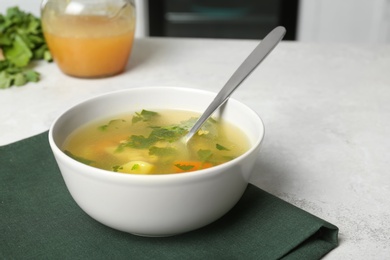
(49, 87), (264, 236)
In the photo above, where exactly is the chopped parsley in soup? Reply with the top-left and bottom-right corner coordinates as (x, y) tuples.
(62, 109), (250, 174)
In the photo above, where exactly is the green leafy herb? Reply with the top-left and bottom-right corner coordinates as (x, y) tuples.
(216, 144), (230, 151)
(118, 123), (187, 150)
(131, 164), (140, 170)
(132, 110), (158, 124)
(98, 119), (126, 131)
(112, 165), (123, 172)
(125, 135), (159, 149)
(64, 150), (94, 165)
(99, 125), (109, 131)
(116, 113), (219, 153)
(0, 7), (52, 89)
(149, 146), (177, 157)
(197, 149), (213, 162)
(5, 35), (32, 67)
(179, 117), (218, 138)
(0, 63), (40, 89)
(149, 125), (187, 142)
(174, 164), (195, 171)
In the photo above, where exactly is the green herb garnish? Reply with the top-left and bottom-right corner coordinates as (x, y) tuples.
(174, 164), (195, 171)
(149, 125), (187, 142)
(179, 117), (219, 138)
(117, 113), (217, 153)
(216, 144), (230, 151)
(98, 119), (126, 131)
(112, 165), (123, 172)
(125, 135), (159, 149)
(0, 7), (52, 89)
(197, 149), (213, 162)
(118, 124), (187, 150)
(132, 110), (158, 124)
(149, 146), (177, 156)
(131, 164), (140, 170)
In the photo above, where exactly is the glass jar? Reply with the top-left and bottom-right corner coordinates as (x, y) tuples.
(41, 0), (136, 78)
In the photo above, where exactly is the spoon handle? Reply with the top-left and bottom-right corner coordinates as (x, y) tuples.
(185, 26), (286, 142)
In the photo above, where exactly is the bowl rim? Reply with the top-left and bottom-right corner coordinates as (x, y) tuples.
(48, 86), (265, 183)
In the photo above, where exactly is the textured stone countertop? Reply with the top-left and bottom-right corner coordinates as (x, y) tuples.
(1, 38), (389, 259)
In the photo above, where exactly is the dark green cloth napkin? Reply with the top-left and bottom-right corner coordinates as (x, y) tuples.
(0, 132), (338, 259)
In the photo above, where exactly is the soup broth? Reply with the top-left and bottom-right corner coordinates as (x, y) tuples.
(62, 109), (250, 174)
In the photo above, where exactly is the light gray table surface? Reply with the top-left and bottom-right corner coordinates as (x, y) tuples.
(1, 37), (389, 259)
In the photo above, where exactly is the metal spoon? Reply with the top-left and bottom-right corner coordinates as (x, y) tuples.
(184, 26), (286, 143)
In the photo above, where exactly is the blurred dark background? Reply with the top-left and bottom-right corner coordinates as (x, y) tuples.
(148, 0), (299, 40)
